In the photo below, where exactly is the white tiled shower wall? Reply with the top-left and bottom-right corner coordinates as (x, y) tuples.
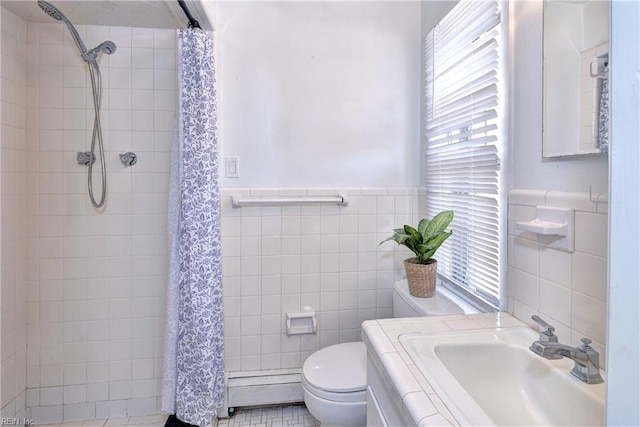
(508, 189), (609, 366)
(21, 19), (176, 423)
(1, 7), (29, 419)
(220, 187), (418, 371)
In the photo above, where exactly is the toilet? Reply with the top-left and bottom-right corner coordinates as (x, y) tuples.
(301, 342), (367, 427)
(301, 280), (478, 426)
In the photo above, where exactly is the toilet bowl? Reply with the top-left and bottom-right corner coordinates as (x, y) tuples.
(301, 341), (367, 427)
(302, 280), (479, 426)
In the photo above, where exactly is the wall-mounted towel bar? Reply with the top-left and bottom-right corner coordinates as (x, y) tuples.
(232, 195), (348, 208)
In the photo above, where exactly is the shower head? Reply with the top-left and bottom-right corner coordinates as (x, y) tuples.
(38, 0), (71, 22)
(37, 1), (117, 65)
(37, 0), (63, 21)
(37, 0), (88, 55)
(91, 41), (117, 56)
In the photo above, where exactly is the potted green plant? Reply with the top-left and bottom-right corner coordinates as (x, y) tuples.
(380, 210), (454, 298)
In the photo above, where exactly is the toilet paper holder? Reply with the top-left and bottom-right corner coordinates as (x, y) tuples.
(286, 311), (317, 335)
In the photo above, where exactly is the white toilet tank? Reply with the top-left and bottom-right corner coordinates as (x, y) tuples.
(392, 279), (479, 317)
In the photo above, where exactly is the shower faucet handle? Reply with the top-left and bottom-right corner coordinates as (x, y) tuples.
(77, 151), (96, 166)
(119, 152), (137, 167)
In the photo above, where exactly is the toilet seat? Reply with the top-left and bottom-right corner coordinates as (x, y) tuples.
(302, 342), (367, 402)
(302, 374), (367, 402)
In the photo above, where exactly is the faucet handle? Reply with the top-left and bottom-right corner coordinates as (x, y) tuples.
(531, 315), (558, 342)
(579, 337), (598, 354)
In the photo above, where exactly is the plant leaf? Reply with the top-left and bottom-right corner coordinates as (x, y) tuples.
(424, 210), (454, 239)
(380, 211), (453, 261)
(404, 238), (417, 254)
(415, 244), (430, 262)
(424, 248), (436, 260)
(379, 236), (396, 245)
(424, 230), (453, 259)
(392, 233), (412, 245)
(404, 225), (420, 239)
(418, 219), (429, 237)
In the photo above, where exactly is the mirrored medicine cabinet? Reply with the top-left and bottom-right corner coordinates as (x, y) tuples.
(542, 0), (610, 157)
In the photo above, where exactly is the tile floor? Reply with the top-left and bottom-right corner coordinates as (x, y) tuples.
(36, 405), (318, 427)
(216, 405), (319, 427)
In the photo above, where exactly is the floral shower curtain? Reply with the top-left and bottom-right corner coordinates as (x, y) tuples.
(162, 27), (224, 427)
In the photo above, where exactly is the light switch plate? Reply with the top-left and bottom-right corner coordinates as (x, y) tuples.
(225, 157), (239, 178)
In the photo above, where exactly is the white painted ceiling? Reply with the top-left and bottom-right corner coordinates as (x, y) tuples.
(1, 0), (209, 30)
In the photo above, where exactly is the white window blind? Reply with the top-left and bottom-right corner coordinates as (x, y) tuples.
(424, 0), (505, 309)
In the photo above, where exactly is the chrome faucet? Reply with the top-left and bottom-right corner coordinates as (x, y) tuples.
(529, 315), (604, 384)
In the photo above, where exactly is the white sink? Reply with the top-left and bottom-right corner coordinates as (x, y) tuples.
(400, 327), (605, 426)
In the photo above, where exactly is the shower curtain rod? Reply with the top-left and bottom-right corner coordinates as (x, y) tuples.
(177, 0), (201, 29)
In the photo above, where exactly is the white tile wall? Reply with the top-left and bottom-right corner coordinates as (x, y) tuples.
(23, 22), (175, 423)
(1, 6), (29, 419)
(508, 189), (609, 366)
(220, 187), (419, 372)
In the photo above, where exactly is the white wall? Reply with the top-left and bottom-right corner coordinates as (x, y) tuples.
(510, 0), (608, 192)
(420, 0), (455, 35)
(214, 1), (421, 188)
(0, 6), (28, 420)
(607, 1), (640, 423)
(583, 0), (609, 51)
(210, 0), (423, 376)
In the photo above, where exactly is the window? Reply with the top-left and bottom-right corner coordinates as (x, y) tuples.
(424, 0), (506, 310)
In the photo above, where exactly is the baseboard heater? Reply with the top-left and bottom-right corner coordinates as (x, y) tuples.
(219, 369), (303, 417)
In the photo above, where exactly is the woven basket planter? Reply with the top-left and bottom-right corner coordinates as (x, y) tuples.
(404, 258), (437, 298)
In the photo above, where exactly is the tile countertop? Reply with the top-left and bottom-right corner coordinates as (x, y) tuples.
(361, 312), (527, 427)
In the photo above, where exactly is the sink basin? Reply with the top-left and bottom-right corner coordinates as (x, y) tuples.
(400, 327), (605, 426)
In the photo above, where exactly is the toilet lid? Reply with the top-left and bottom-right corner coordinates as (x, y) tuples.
(302, 342), (367, 393)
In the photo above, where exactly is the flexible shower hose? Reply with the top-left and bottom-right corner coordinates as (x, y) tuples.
(87, 60), (107, 208)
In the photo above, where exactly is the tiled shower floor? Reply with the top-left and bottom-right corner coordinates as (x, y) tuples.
(38, 405), (318, 427)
